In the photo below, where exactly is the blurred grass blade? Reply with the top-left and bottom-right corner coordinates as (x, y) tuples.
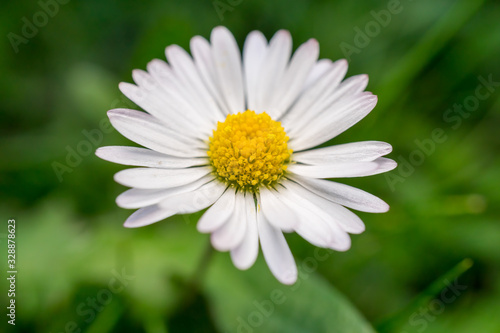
(376, 258), (473, 333)
(376, 0), (486, 111)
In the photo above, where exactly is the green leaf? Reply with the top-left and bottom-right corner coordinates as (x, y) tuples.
(204, 253), (376, 333)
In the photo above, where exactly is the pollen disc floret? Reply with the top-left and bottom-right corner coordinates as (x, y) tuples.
(208, 110), (292, 192)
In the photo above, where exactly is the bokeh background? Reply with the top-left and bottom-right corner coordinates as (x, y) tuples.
(1, 0), (499, 332)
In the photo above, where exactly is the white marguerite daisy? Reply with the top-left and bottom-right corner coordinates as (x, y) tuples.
(96, 26), (396, 285)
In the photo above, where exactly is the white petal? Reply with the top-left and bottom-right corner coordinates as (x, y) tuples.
(190, 36), (231, 116)
(297, 214), (351, 251)
(118, 188), (171, 209)
(303, 193), (365, 234)
(123, 180), (225, 228)
(121, 74), (208, 137)
(282, 181), (353, 250)
(211, 26), (245, 113)
(278, 183), (350, 250)
(269, 38), (319, 119)
(96, 146), (208, 168)
(197, 188), (236, 233)
(243, 30), (268, 111)
(118, 79), (196, 135)
(144, 60), (216, 134)
(289, 174), (389, 213)
(288, 157), (397, 178)
(279, 189), (332, 248)
(293, 141), (393, 164)
(303, 74), (369, 124)
(289, 75), (369, 135)
(303, 59), (333, 90)
(254, 30), (292, 115)
(285, 72), (367, 135)
(211, 192), (247, 251)
(280, 59), (348, 130)
(116, 175), (213, 209)
(257, 204), (297, 285)
(231, 193), (259, 270)
(259, 187), (300, 230)
(123, 204), (174, 228)
(165, 44), (225, 122)
(158, 180), (226, 213)
(108, 108), (206, 157)
(128, 69), (193, 124)
(318, 74), (369, 109)
(114, 166), (211, 189)
(289, 93), (378, 151)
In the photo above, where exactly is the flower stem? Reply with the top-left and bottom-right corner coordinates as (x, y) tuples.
(190, 239), (215, 289)
(181, 239), (215, 306)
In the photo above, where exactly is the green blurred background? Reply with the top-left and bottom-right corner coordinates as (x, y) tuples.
(1, 0), (499, 332)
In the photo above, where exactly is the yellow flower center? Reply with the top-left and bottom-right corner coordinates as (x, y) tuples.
(207, 110), (292, 192)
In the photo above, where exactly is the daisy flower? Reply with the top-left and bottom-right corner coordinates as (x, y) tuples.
(96, 26), (396, 285)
